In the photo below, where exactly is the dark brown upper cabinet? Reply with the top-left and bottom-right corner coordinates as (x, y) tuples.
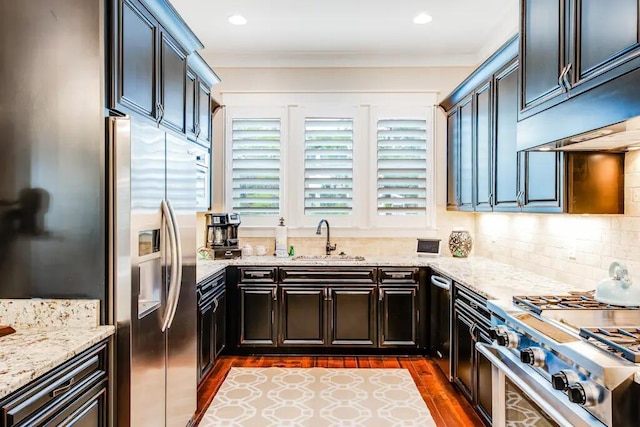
(519, 0), (570, 117)
(113, 0), (159, 119)
(441, 37), (519, 213)
(109, 0), (220, 140)
(474, 81), (493, 212)
(159, 30), (187, 133)
(493, 61), (521, 212)
(518, 0), (640, 150)
(186, 54), (220, 148)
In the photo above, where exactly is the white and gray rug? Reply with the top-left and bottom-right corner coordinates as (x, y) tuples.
(199, 367), (436, 427)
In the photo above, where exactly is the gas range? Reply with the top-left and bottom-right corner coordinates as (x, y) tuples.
(484, 296), (640, 426)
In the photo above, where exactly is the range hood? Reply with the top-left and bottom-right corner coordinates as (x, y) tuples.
(533, 116), (640, 152)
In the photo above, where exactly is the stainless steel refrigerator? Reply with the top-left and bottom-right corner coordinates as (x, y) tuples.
(108, 116), (197, 427)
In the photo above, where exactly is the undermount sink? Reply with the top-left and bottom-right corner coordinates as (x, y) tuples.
(292, 254), (366, 261)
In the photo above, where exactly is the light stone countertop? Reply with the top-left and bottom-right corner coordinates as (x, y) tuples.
(0, 325), (115, 399)
(0, 299), (114, 400)
(197, 255), (588, 300)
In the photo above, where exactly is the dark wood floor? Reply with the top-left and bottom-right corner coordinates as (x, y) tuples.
(195, 355), (484, 426)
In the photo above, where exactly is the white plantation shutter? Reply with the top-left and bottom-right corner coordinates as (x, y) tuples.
(304, 118), (353, 216)
(377, 118), (428, 216)
(231, 119), (281, 216)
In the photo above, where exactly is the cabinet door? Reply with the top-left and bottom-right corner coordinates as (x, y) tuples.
(474, 82), (492, 211)
(185, 68), (198, 140)
(379, 287), (418, 347)
(328, 286), (376, 347)
(214, 289), (226, 359)
(446, 110), (460, 208)
(519, 0), (569, 116)
(279, 287), (326, 346)
(115, 0), (158, 119)
(159, 30), (186, 133)
(475, 331), (493, 424)
(571, 0), (640, 91)
(453, 309), (474, 401)
(239, 286), (277, 346)
(197, 300), (215, 382)
(459, 97), (474, 211)
(197, 82), (212, 144)
(493, 61), (521, 211)
(519, 151), (564, 212)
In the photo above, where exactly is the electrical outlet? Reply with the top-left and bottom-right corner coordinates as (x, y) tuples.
(568, 240), (577, 260)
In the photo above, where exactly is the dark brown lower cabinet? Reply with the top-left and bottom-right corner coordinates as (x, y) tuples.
(278, 285), (376, 347)
(452, 284), (492, 426)
(279, 286), (326, 346)
(379, 286), (418, 347)
(198, 272), (226, 383)
(453, 309), (474, 400)
(329, 286), (377, 347)
(0, 341), (108, 427)
(239, 285), (277, 346)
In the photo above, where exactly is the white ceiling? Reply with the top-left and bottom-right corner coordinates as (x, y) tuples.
(171, 0), (519, 68)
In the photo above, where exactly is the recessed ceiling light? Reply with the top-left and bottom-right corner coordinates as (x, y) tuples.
(413, 12), (433, 24)
(228, 15), (247, 26)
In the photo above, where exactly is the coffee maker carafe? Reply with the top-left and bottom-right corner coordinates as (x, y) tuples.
(206, 213), (241, 259)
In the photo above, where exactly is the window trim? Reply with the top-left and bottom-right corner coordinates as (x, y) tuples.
(368, 105), (436, 229)
(222, 92), (438, 235)
(224, 106), (288, 227)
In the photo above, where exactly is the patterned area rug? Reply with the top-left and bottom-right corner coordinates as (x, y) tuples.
(199, 367), (436, 426)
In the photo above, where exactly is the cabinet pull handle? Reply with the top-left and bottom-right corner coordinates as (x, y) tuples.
(195, 125), (201, 138)
(489, 192), (494, 206)
(51, 378), (75, 397)
(387, 272), (409, 279)
(379, 290), (384, 302)
(272, 288), (277, 301)
(248, 271), (269, 278)
(213, 296), (219, 311)
(156, 102), (165, 123)
(563, 63), (573, 94)
(470, 301), (479, 310)
(327, 290), (332, 302)
(558, 64), (569, 91)
(469, 324), (476, 340)
(324, 288), (329, 301)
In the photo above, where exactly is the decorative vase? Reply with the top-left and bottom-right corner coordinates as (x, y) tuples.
(449, 229), (472, 258)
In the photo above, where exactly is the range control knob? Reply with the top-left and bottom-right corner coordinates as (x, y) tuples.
(519, 347), (546, 367)
(490, 327), (520, 348)
(566, 382), (599, 407)
(551, 370), (580, 391)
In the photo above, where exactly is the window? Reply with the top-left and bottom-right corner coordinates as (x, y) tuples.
(230, 118), (281, 216)
(304, 118), (354, 216)
(223, 93), (436, 235)
(376, 118), (427, 216)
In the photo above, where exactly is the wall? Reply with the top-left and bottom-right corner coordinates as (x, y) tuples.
(203, 66), (476, 255)
(474, 150), (640, 288)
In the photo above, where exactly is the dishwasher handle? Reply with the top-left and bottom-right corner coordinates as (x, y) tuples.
(431, 275), (451, 291)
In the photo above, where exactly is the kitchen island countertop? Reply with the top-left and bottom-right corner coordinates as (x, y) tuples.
(197, 255), (587, 301)
(0, 325), (114, 400)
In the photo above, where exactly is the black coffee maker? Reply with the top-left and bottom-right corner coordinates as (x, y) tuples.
(205, 213), (241, 259)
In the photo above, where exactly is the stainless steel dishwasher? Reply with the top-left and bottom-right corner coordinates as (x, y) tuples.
(430, 273), (452, 380)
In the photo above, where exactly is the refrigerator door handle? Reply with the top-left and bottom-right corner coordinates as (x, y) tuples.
(161, 199), (179, 332)
(165, 199), (183, 329)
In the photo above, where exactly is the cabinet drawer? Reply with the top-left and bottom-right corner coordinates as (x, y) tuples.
(378, 268), (418, 284)
(238, 267), (277, 283)
(198, 270), (225, 303)
(1, 342), (107, 427)
(280, 267), (377, 284)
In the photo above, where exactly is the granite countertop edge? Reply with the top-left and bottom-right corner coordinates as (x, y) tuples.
(0, 325), (115, 400)
(197, 256), (587, 300)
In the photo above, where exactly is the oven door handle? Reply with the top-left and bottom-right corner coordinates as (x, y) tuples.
(476, 343), (600, 427)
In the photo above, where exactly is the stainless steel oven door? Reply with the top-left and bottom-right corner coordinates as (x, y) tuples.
(476, 343), (603, 427)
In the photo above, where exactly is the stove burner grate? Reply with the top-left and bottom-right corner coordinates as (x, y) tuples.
(513, 292), (638, 314)
(579, 327), (640, 363)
